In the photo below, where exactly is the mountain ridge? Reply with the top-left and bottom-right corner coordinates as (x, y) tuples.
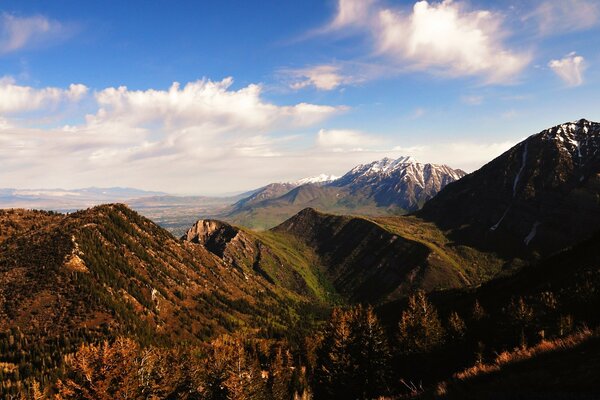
(418, 118), (600, 257)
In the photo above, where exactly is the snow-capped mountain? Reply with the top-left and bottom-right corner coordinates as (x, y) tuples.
(226, 156), (466, 228)
(293, 174), (339, 186)
(419, 119), (600, 256)
(331, 156), (466, 209)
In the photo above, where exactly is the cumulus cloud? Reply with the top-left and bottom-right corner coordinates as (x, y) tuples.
(327, 0), (530, 84)
(92, 78), (340, 131)
(548, 53), (586, 87)
(0, 13), (64, 53)
(0, 77), (87, 114)
(0, 78), (346, 193)
(529, 0), (599, 35)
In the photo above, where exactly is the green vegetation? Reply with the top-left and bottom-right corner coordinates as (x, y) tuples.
(247, 229), (341, 304)
(2, 204), (600, 398)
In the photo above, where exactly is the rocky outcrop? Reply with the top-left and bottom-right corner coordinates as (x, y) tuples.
(183, 219), (239, 257)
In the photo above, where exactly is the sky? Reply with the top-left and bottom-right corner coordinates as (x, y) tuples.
(0, 0), (599, 195)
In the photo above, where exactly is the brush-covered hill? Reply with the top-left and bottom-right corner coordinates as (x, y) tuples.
(418, 119), (600, 258)
(182, 218), (338, 303)
(0, 204), (329, 387)
(419, 228), (600, 399)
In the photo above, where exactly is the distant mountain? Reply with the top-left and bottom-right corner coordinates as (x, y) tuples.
(330, 156), (466, 209)
(418, 119), (600, 257)
(224, 156), (465, 229)
(0, 186), (167, 210)
(232, 174), (338, 210)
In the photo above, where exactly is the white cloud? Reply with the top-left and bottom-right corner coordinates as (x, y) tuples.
(394, 140), (516, 171)
(92, 78), (340, 131)
(529, 0), (599, 36)
(548, 53), (586, 87)
(328, 0), (530, 84)
(288, 65), (346, 91)
(0, 77), (87, 114)
(0, 78), (345, 193)
(0, 13), (64, 54)
(331, 0), (376, 29)
(316, 128), (383, 152)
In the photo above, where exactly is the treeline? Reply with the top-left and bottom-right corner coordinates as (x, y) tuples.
(8, 336), (308, 400)
(4, 281), (599, 399)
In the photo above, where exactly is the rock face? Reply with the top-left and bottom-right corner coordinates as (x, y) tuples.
(330, 156), (466, 210)
(418, 119), (600, 257)
(183, 219), (239, 257)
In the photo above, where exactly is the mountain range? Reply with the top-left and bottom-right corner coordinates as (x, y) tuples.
(0, 158), (466, 233)
(2, 119), (600, 397)
(223, 156), (466, 230)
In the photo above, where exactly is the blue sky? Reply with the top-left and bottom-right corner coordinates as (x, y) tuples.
(0, 0), (599, 194)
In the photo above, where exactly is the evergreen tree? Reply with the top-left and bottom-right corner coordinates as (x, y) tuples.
(349, 305), (391, 399)
(507, 297), (534, 347)
(447, 311), (466, 342)
(268, 347), (293, 400)
(397, 291), (444, 354)
(471, 299), (486, 322)
(313, 308), (354, 400)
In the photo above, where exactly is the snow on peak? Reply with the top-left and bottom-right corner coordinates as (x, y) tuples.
(293, 174), (339, 185)
(542, 119), (600, 164)
(351, 156), (419, 175)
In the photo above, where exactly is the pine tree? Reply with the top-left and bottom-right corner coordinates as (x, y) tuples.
(55, 338), (141, 400)
(397, 291), (444, 354)
(268, 347), (293, 400)
(313, 308), (354, 400)
(349, 305), (391, 399)
(447, 311), (466, 341)
(507, 297), (534, 347)
(201, 335), (268, 400)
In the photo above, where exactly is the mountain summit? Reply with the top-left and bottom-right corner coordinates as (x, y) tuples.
(419, 119), (600, 256)
(331, 156), (466, 210)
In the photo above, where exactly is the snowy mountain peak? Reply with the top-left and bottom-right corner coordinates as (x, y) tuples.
(351, 156), (419, 175)
(539, 119), (600, 165)
(293, 174), (339, 186)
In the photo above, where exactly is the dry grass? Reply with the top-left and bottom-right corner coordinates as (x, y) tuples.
(453, 328), (595, 382)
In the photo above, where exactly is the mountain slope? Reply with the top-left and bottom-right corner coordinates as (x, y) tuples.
(418, 119), (600, 257)
(182, 219), (337, 302)
(0, 204), (328, 387)
(272, 208), (479, 303)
